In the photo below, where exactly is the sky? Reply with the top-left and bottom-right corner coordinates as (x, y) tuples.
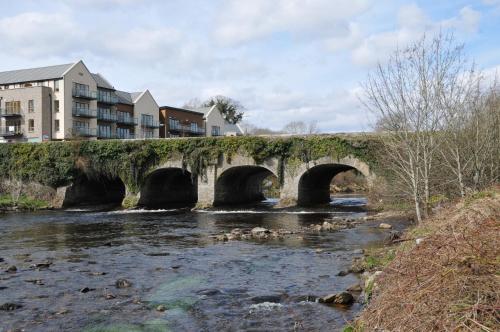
(0, 0), (499, 132)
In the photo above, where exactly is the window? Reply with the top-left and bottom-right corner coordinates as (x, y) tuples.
(55, 120), (60, 132)
(54, 100), (59, 113)
(54, 80), (60, 92)
(72, 82), (90, 97)
(73, 101), (89, 110)
(6, 101), (21, 114)
(98, 125), (112, 138)
(144, 129), (154, 138)
(28, 119), (35, 132)
(190, 122), (198, 132)
(28, 100), (34, 113)
(211, 126), (221, 136)
(117, 127), (131, 139)
(169, 118), (180, 130)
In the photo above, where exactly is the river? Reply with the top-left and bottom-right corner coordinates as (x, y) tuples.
(0, 195), (407, 332)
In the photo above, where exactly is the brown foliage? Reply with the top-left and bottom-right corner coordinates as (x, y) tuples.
(358, 187), (500, 331)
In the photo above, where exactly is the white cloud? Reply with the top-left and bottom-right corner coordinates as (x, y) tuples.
(213, 0), (371, 45)
(0, 12), (81, 58)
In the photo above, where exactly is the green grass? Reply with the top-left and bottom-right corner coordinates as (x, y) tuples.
(0, 194), (49, 210)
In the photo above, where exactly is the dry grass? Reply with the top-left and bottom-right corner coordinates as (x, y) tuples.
(356, 187), (500, 331)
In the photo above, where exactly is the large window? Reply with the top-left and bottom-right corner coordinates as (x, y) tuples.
(28, 100), (34, 113)
(190, 122), (198, 132)
(144, 128), (154, 138)
(98, 125), (112, 138)
(211, 125), (221, 136)
(117, 127), (131, 139)
(73, 82), (89, 95)
(28, 119), (35, 132)
(54, 100), (59, 113)
(55, 120), (60, 132)
(73, 101), (89, 110)
(5, 101), (21, 114)
(54, 80), (60, 92)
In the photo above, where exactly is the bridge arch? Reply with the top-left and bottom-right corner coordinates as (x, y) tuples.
(138, 167), (197, 209)
(214, 165), (278, 206)
(62, 174), (126, 208)
(292, 156), (373, 206)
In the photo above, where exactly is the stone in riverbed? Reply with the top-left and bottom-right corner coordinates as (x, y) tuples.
(251, 227), (270, 235)
(0, 303), (22, 311)
(320, 292), (354, 305)
(336, 270), (349, 276)
(347, 283), (363, 292)
(6, 265), (17, 273)
(156, 304), (167, 312)
(379, 223), (392, 229)
(115, 279), (132, 288)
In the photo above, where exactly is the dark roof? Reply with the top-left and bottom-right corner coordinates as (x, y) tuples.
(130, 92), (143, 103)
(160, 105), (204, 115)
(115, 90), (134, 105)
(0, 63), (75, 85)
(91, 73), (114, 90)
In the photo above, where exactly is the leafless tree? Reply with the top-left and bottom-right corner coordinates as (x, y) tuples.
(282, 120), (320, 134)
(362, 33), (465, 222)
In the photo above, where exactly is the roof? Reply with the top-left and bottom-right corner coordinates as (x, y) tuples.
(0, 63), (75, 85)
(91, 73), (114, 90)
(115, 90), (134, 105)
(190, 106), (216, 118)
(130, 92), (143, 103)
(160, 105), (204, 116)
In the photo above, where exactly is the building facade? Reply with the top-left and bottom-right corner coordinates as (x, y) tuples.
(159, 106), (205, 138)
(193, 105), (244, 137)
(0, 60), (159, 142)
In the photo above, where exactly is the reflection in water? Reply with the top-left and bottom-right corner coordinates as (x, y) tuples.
(0, 195), (408, 331)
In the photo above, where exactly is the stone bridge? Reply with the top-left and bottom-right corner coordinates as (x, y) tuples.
(59, 142), (377, 209)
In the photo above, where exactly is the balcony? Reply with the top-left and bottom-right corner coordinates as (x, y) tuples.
(97, 109), (117, 122)
(117, 115), (137, 126)
(72, 88), (97, 100)
(97, 94), (118, 105)
(72, 127), (97, 137)
(141, 119), (161, 128)
(73, 107), (97, 118)
(0, 108), (22, 118)
(116, 132), (135, 139)
(97, 129), (116, 139)
(0, 126), (23, 137)
(169, 121), (205, 135)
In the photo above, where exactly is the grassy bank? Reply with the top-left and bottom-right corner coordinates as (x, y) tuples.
(0, 195), (49, 211)
(350, 186), (499, 331)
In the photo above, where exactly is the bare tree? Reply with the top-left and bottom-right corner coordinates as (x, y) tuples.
(282, 120), (320, 134)
(362, 33), (467, 223)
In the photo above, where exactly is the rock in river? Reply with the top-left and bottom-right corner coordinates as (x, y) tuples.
(251, 227), (270, 236)
(320, 292), (354, 305)
(379, 223), (392, 229)
(0, 303), (22, 311)
(6, 265), (17, 273)
(115, 279), (132, 288)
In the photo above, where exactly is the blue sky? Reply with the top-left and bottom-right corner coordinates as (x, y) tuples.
(0, 0), (499, 132)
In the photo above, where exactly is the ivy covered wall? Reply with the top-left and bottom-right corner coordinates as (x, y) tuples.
(0, 135), (382, 194)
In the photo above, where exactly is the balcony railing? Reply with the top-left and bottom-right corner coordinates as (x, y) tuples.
(97, 94), (118, 104)
(72, 89), (97, 99)
(97, 130), (116, 139)
(169, 121), (205, 135)
(0, 108), (22, 117)
(0, 126), (23, 137)
(141, 119), (161, 128)
(117, 115), (138, 125)
(97, 110), (117, 122)
(73, 107), (97, 118)
(116, 132), (135, 139)
(72, 127), (97, 137)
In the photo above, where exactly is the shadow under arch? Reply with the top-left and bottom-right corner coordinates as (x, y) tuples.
(138, 167), (197, 209)
(298, 164), (363, 206)
(214, 165), (278, 206)
(63, 174), (126, 208)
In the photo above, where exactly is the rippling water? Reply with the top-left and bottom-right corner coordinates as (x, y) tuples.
(0, 195), (407, 332)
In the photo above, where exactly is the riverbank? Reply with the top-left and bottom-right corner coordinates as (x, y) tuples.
(348, 187), (499, 331)
(0, 195), (50, 212)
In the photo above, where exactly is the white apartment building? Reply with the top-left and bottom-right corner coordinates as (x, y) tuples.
(0, 60), (160, 142)
(194, 105), (244, 137)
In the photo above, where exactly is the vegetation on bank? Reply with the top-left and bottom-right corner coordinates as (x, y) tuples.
(350, 187), (499, 331)
(0, 135), (381, 194)
(0, 195), (49, 211)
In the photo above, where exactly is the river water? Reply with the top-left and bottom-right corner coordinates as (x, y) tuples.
(0, 195), (406, 332)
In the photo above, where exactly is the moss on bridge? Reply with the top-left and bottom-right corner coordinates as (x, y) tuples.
(0, 135), (382, 194)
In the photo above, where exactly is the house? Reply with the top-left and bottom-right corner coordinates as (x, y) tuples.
(193, 105), (244, 137)
(159, 106), (205, 138)
(0, 60), (159, 142)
